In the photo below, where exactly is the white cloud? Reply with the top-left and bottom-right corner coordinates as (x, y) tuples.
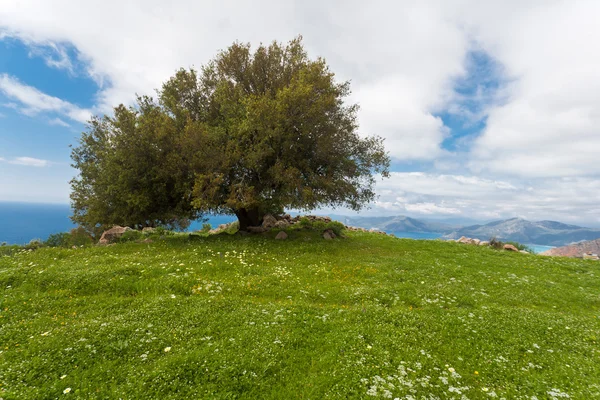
(1, 0), (600, 220)
(0, 74), (92, 123)
(48, 117), (70, 127)
(8, 157), (50, 167)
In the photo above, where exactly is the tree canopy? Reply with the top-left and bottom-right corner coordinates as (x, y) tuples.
(70, 37), (390, 232)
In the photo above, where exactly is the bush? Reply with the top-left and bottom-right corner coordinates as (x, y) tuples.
(489, 237), (532, 253)
(23, 239), (44, 250)
(324, 221), (346, 237)
(298, 217), (312, 229)
(45, 227), (94, 248)
(118, 230), (144, 243)
(45, 232), (71, 248)
(200, 223), (212, 234)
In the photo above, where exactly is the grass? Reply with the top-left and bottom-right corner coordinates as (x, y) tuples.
(1, 230), (599, 399)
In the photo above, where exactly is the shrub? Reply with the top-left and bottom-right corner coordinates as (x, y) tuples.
(298, 217), (312, 229)
(489, 237), (504, 249)
(200, 223), (212, 233)
(325, 221), (346, 237)
(23, 239), (44, 250)
(45, 232), (71, 248)
(118, 230), (144, 243)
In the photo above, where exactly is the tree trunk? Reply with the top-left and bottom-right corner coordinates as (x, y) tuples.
(235, 207), (263, 231)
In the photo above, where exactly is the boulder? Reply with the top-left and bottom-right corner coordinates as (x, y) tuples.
(324, 229), (337, 239)
(519, 250), (529, 254)
(98, 226), (132, 245)
(274, 220), (290, 229)
(471, 238), (481, 245)
(323, 231), (335, 240)
(142, 227), (156, 233)
(275, 231), (288, 240)
(457, 236), (471, 244)
(479, 241), (489, 246)
(262, 214), (278, 229)
(503, 244), (519, 252)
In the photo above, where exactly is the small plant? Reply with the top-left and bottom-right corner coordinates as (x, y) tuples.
(298, 217), (313, 229)
(324, 221), (346, 237)
(489, 237), (504, 249)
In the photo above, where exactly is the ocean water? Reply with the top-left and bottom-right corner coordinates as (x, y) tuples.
(0, 202), (237, 245)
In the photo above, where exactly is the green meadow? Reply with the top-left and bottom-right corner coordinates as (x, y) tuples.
(1, 230), (599, 399)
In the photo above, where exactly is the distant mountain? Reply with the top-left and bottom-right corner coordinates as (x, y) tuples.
(331, 215), (457, 233)
(541, 239), (600, 258)
(444, 217), (600, 246)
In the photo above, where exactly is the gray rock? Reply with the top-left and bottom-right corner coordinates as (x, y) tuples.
(323, 231), (334, 240)
(98, 226), (132, 244)
(274, 220), (290, 229)
(262, 214), (278, 229)
(275, 231), (288, 240)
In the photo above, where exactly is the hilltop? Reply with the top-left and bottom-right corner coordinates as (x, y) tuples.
(1, 230), (599, 399)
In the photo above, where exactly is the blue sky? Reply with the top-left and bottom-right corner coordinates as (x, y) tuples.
(1, 0), (600, 225)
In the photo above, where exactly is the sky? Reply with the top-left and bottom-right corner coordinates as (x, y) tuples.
(1, 0), (600, 226)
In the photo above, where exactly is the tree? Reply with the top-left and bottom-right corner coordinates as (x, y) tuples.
(70, 36), (389, 232)
(176, 37), (390, 230)
(70, 97), (199, 232)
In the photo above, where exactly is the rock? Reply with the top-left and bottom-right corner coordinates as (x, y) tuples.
(275, 231), (288, 240)
(479, 241), (489, 246)
(324, 229), (337, 239)
(472, 238), (481, 245)
(323, 231), (334, 240)
(247, 226), (267, 234)
(503, 244), (519, 252)
(262, 214), (278, 229)
(142, 227), (156, 233)
(99, 226), (132, 244)
(457, 236), (471, 244)
(369, 228), (380, 233)
(519, 250), (529, 254)
(274, 220), (290, 229)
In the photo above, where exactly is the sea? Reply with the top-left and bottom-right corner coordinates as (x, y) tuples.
(0, 202), (554, 253)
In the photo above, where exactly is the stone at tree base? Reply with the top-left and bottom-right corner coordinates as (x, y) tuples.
(275, 231), (288, 240)
(98, 226), (132, 244)
(323, 229), (336, 240)
(274, 220), (290, 229)
(503, 244), (519, 252)
(262, 214), (278, 229)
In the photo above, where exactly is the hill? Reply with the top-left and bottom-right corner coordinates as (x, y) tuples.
(1, 230), (599, 398)
(541, 238), (600, 258)
(444, 217), (600, 246)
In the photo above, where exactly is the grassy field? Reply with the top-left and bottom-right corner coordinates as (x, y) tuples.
(1, 230), (599, 399)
